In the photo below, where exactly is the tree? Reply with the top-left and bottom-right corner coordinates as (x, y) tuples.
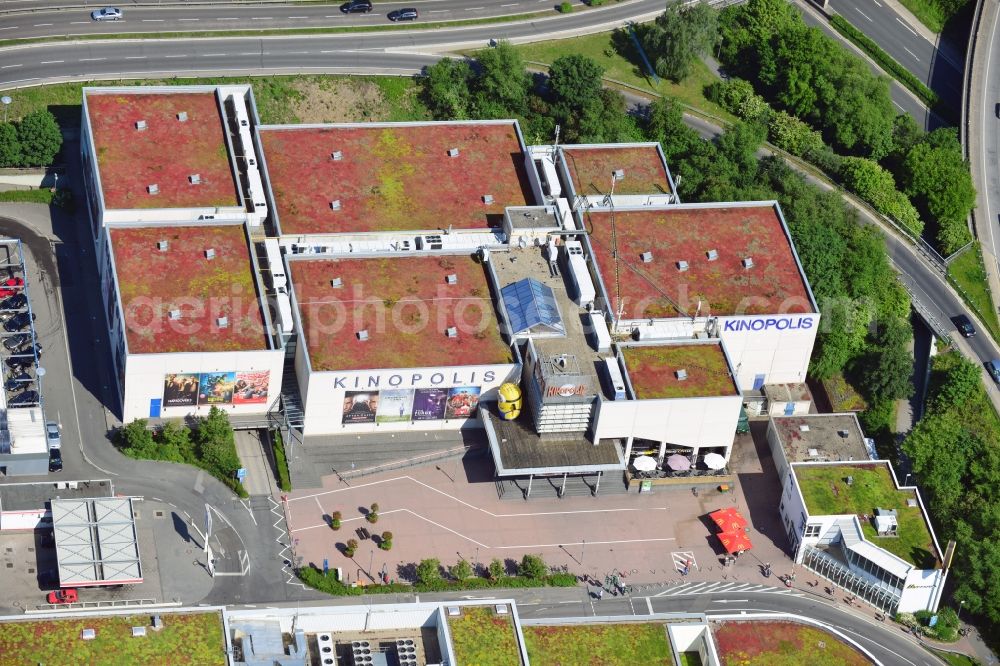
(421, 58), (473, 120)
(518, 553), (547, 579)
(853, 317), (913, 403)
(415, 558), (442, 584)
(839, 157), (923, 236)
(118, 418), (156, 458)
(449, 559), (473, 580)
(470, 41), (531, 119)
(644, 1), (718, 82)
(0, 123), (20, 168)
(16, 110), (61, 167)
(194, 407), (239, 477)
(379, 531), (393, 551)
(158, 420), (194, 464)
(487, 558), (505, 580)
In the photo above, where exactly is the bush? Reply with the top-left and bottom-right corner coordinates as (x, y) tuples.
(366, 511), (379, 524)
(344, 539), (358, 558)
(488, 558), (505, 580)
(298, 565), (579, 596)
(587, 0), (604, 5)
(330, 517), (341, 531)
(370, 502), (379, 513)
(450, 559), (473, 581)
(379, 531), (393, 551)
(519, 553), (548, 579)
(0, 123), (21, 167)
(15, 110), (62, 167)
(709, 78), (771, 125)
(768, 110), (824, 158)
(839, 157), (924, 237)
(272, 430), (292, 492)
(559, 1), (573, 12)
(416, 558), (442, 584)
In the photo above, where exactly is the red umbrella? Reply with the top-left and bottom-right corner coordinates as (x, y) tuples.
(718, 530), (753, 554)
(709, 507), (748, 533)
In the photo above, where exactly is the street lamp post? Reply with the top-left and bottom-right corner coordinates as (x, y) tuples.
(1, 96), (11, 124)
(957, 599), (965, 622)
(904, 473), (912, 486)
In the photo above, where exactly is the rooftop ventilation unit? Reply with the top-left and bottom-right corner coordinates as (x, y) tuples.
(483, 194), (494, 205)
(446, 327), (458, 338)
(216, 316), (229, 329)
(742, 256), (754, 269)
(168, 309), (181, 320)
(205, 248), (216, 260)
(147, 184), (159, 195)
(612, 169), (625, 181)
(807, 448), (819, 457)
(331, 150), (343, 161)
(357, 329), (369, 341)
(707, 249), (719, 261)
(641, 252), (654, 264)
(906, 498), (918, 507)
(330, 200), (341, 211)
(135, 120), (147, 131)
(675, 368), (688, 380)
(157, 240), (169, 252)
(676, 260), (689, 272)
(846, 475), (854, 486)
(799, 424), (810, 432)
(330, 277), (343, 288)
(189, 174), (201, 185)
(176, 112), (188, 122)
(838, 429), (849, 438)
(448, 148), (460, 157)
(446, 274), (458, 285)
(132, 626), (147, 638)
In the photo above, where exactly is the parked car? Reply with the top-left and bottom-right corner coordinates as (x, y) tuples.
(48, 447), (62, 472)
(3, 311), (35, 332)
(4, 373), (31, 392)
(8, 390), (39, 407)
(0, 293), (26, 310)
(46, 588), (76, 604)
(5, 356), (31, 370)
(987, 359), (1000, 384)
(340, 0), (373, 12)
(953, 314), (976, 338)
(0, 277), (23, 298)
(2, 333), (30, 352)
(388, 7), (418, 21)
(91, 6), (122, 21)
(46, 421), (61, 450)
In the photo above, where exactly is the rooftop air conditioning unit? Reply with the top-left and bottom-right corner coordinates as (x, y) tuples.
(216, 317), (229, 329)
(189, 174), (201, 185)
(675, 368), (688, 380)
(641, 252), (653, 263)
(446, 327), (458, 338)
(482, 194), (494, 205)
(448, 148), (460, 157)
(331, 278), (343, 288)
(357, 330), (369, 341)
(135, 120), (147, 131)
(330, 200), (341, 211)
(612, 169), (625, 181)
(707, 249), (719, 261)
(168, 309), (181, 320)
(807, 448), (819, 457)
(147, 184), (159, 195)
(157, 240), (169, 252)
(676, 260), (689, 272)
(800, 424), (810, 432)
(446, 274), (458, 285)
(176, 112), (188, 122)
(742, 256), (754, 269)
(205, 248), (216, 260)
(331, 150), (343, 161)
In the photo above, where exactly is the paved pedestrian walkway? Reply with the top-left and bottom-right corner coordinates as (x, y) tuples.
(235, 429), (277, 497)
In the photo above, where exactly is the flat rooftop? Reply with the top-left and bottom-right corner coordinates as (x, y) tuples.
(489, 246), (605, 398)
(110, 225), (269, 354)
(259, 122), (535, 235)
(561, 144), (672, 196)
(52, 497), (142, 586)
(794, 462), (939, 569)
(85, 90), (240, 210)
(289, 254), (513, 372)
(773, 414), (870, 463)
(583, 204), (814, 318)
(620, 343), (738, 399)
(0, 480), (113, 512)
(483, 405), (624, 475)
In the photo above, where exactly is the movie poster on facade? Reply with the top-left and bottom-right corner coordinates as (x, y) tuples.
(412, 388), (448, 421)
(163, 373), (199, 407)
(444, 386), (481, 419)
(342, 390), (379, 424)
(376, 389), (415, 424)
(199, 371), (236, 405)
(233, 370), (270, 405)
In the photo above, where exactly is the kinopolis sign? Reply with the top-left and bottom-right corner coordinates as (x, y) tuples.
(332, 369), (499, 390)
(721, 315), (816, 333)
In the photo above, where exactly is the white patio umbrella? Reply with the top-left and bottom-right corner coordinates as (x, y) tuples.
(703, 453), (727, 470)
(666, 454), (691, 471)
(632, 455), (658, 472)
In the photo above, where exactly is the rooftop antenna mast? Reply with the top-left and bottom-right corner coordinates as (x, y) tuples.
(608, 169), (624, 319)
(553, 124), (560, 150)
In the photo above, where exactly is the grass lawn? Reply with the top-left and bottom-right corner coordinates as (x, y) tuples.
(498, 31), (735, 123)
(6, 74), (429, 128)
(928, 647), (982, 666)
(447, 606), (522, 666)
(714, 621), (869, 666)
(947, 245), (1000, 343)
(795, 463), (938, 569)
(0, 612), (226, 665)
(895, 0), (946, 33)
(821, 373), (867, 412)
(523, 622), (672, 665)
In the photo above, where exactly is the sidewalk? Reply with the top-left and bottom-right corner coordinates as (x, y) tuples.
(235, 429), (278, 497)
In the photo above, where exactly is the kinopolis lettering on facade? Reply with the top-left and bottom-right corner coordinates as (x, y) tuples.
(332, 370), (497, 390)
(722, 316), (816, 333)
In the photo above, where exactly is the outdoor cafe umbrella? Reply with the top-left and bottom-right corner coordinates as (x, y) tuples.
(632, 455), (658, 472)
(703, 453), (727, 470)
(666, 454), (691, 471)
(718, 530), (753, 554)
(709, 507), (748, 533)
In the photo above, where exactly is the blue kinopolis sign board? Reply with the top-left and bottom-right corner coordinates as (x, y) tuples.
(721, 315), (816, 333)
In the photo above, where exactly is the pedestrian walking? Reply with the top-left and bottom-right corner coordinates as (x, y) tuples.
(597, 588), (603, 600)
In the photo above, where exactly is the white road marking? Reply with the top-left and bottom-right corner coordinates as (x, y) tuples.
(141, 19), (164, 22)
(79, 57), (105, 62)
(711, 599), (749, 603)
(465, 6), (484, 9)
(873, 0), (881, 5)
(0, 26), (17, 31)
(33, 23), (52, 26)
(216, 17), (240, 20)
(70, 21), (90, 24)
(430, 9), (448, 12)
(162, 54), (186, 58)
(288, 16), (309, 19)
(903, 46), (920, 61)
(646, 597), (653, 614)
(177, 18), (200, 22)
(502, 2), (519, 5)
(895, 16), (917, 36)
(893, 101), (906, 111)
(854, 7), (873, 21)
(40, 60), (63, 64)
(238, 52), (259, 56)
(201, 53), (227, 57)
(251, 17), (272, 20)
(0, 64), (22, 69)
(124, 56), (146, 60)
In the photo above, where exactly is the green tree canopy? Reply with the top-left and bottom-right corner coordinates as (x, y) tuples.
(421, 58), (473, 119)
(0, 123), (20, 168)
(470, 41), (531, 119)
(644, 1), (718, 82)
(16, 110), (61, 167)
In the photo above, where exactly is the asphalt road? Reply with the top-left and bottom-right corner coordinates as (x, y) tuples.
(976, 5), (1000, 314)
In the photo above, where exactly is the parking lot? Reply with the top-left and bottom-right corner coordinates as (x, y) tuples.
(0, 239), (41, 412)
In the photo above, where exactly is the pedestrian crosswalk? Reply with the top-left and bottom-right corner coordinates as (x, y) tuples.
(671, 551), (696, 573)
(653, 580), (805, 597)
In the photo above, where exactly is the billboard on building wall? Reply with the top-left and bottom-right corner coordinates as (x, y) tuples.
(343, 390), (379, 424)
(412, 388), (449, 421)
(199, 371), (236, 405)
(233, 370), (270, 405)
(444, 387), (481, 419)
(163, 373), (199, 407)
(376, 389), (415, 424)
